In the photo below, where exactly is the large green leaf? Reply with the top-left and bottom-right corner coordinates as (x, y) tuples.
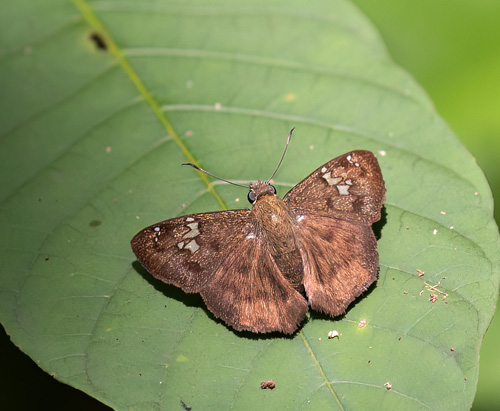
(1, 0), (499, 409)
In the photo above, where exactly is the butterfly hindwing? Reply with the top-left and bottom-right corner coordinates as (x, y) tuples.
(201, 235), (308, 333)
(284, 150), (385, 224)
(131, 210), (307, 333)
(296, 215), (378, 316)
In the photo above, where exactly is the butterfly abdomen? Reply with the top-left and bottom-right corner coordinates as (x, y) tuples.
(251, 194), (304, 291)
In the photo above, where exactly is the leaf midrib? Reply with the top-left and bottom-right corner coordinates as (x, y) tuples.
(72, 0), (228, 212)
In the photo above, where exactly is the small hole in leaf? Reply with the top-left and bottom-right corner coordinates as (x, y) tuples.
(89, 32), (108, 51)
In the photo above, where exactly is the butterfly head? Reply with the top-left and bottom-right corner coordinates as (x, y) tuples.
(248, 180), (277, 204)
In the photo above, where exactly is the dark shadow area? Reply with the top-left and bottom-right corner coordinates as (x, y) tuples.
(372, 204), (387, 241)
(0, 325), (111, 410)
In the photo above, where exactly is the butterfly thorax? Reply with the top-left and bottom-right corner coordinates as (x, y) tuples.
(250, 185), (305, 292)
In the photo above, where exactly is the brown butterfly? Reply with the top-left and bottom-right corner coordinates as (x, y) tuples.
(131, 130), (386, 334)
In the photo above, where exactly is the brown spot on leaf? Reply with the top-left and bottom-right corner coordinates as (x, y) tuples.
(89, 220), (102, 227)
(89, 32), (107, 51)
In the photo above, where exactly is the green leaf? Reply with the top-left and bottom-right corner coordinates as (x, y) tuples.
(1, 0), (499, 409)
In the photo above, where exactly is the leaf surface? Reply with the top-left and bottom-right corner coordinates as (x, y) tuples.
(0, 0), (498, 409)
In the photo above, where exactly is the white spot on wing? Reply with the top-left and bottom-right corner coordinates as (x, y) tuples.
(177, 241), (184, 249)
(186, 217), (195, 222)
(337, 185), (350, 195)
(183, 222), (200, 239)
(297, 215), (305, 222)
(246, 233), (256, 239)
(322, 172), (342, 186)
(184, 239), (200, 253)
(321, 166), (327, 173)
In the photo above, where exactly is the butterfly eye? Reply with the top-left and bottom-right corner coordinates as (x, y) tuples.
(247, 190), (257, 203)
(270, 185), (277, 194)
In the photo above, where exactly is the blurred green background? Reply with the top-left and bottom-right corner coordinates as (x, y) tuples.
(351, 1), (500, 409)
(1, 1), (498, 409)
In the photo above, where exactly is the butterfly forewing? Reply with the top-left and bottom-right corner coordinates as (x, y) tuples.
(284, 150), (385, 224)
(131, 210), (253, 292)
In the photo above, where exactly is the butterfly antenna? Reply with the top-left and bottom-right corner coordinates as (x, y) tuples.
(267, 127), (295, 182)
(182, 163), (248, 188)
